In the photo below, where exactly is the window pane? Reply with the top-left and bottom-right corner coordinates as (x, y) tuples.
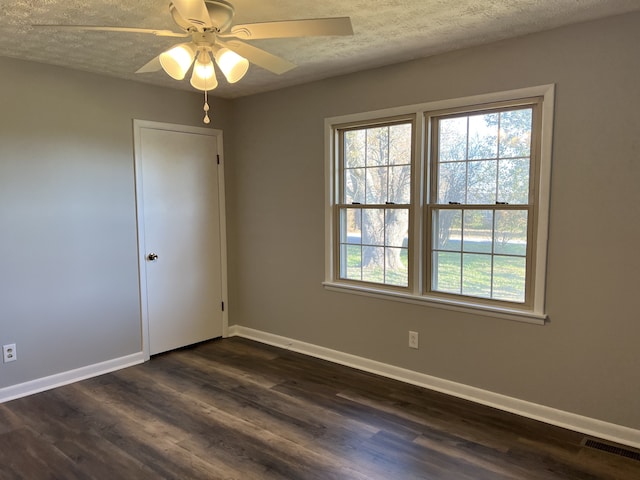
(438, 162), (466, 204)
(434, 209), (462, 251)
(494, 210), (528, 256)
(498, 158), (529, 204)
(365, 167), (387, 204)
(361, 209), (385, 246)
(463, 210), (493, 253)
(433, 251), (461, 294)
(362, 246), (385, 283)
(493, 256), (526, 302)
(340, 244), (362, 281)
(467, 160), (497, 204)
(439, 117), (467, 162)
(366, 127), (389, 166)
(389, 124), (412, 165)
(339, 208), (362, 281)
(499, 108), (532, 159)
(385, 209), (409, 247)
(468, 113), (498, 160)
(388, 165), (411, 204)
(462, 253), (492, 298)
(385, 247), (408, 286)
(344, 168), (365, 204)
(340, 208), (361, 244)
(344, 130), (366, 168)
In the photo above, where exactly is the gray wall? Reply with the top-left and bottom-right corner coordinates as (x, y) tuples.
(226, 12), (640, 430)
(0, 57), (232, 388)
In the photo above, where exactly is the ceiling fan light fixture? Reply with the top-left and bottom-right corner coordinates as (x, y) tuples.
(214, 48), (249, 83)
(159, 43), (196, 80)
(190, 50), (218, 91)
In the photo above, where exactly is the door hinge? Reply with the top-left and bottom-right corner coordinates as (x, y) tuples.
(221, 301), (225, 312)
(217, 154), (220, 165)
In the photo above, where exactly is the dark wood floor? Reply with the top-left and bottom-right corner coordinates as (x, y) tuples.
(1, 337), (639, 479)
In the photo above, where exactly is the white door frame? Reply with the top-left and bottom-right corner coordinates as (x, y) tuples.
(133, 119), (229, 361)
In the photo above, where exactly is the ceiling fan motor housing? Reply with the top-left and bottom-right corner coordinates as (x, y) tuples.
(170, 0), (235, 32)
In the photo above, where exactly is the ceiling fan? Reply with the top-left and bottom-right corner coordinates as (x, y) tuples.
(35, 0), (353, 122)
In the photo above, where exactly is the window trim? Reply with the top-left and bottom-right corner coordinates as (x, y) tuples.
(324, 85), (554, 324)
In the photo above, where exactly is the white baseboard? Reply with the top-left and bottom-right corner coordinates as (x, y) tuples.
(0, 352), (145, 404)
(228, 325), (640, 450)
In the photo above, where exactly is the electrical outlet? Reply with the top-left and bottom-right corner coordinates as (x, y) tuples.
(408, 331), (419, 349)
(3, 344), (17, 363)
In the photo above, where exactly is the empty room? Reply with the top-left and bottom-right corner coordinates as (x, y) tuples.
(1, 1), (639, 478)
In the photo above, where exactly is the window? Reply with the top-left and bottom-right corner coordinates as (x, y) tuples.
(429, 101), (539, 307)
(337, 121), (413, 287)
(325, 86), (554, 323)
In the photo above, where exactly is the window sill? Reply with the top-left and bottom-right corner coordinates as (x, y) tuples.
(322, 281), (547, 325)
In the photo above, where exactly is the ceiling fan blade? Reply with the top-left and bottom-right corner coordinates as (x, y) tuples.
(171, 0), (212, 29)
(31, 25), (189, 38)
(224, 17), (353, 40)
(218, 39), (296, 75)
(136, 56), (163, 74)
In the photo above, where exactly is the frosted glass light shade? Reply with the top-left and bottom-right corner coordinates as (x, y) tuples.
(190, 52), (218, 91)
(214, 48), (249, 83)
(159, 43), (196, 80)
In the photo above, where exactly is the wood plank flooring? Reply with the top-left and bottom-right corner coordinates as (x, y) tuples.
(1, 337), (639, 479)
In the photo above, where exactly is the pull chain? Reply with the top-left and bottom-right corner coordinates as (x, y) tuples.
(203, 85), (210, 124)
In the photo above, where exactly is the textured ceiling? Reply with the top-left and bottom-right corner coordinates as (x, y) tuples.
(1, 0), (639, 99)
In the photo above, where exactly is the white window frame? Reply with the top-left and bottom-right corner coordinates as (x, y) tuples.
(324, 85), (554, 325)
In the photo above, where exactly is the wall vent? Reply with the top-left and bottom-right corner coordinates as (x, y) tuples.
(582, 438), (640, 462)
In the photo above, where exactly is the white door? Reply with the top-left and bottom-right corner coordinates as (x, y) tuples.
(134, 121), (226, 356)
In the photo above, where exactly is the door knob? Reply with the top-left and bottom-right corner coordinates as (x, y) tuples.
(147, 253), (158, 261)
